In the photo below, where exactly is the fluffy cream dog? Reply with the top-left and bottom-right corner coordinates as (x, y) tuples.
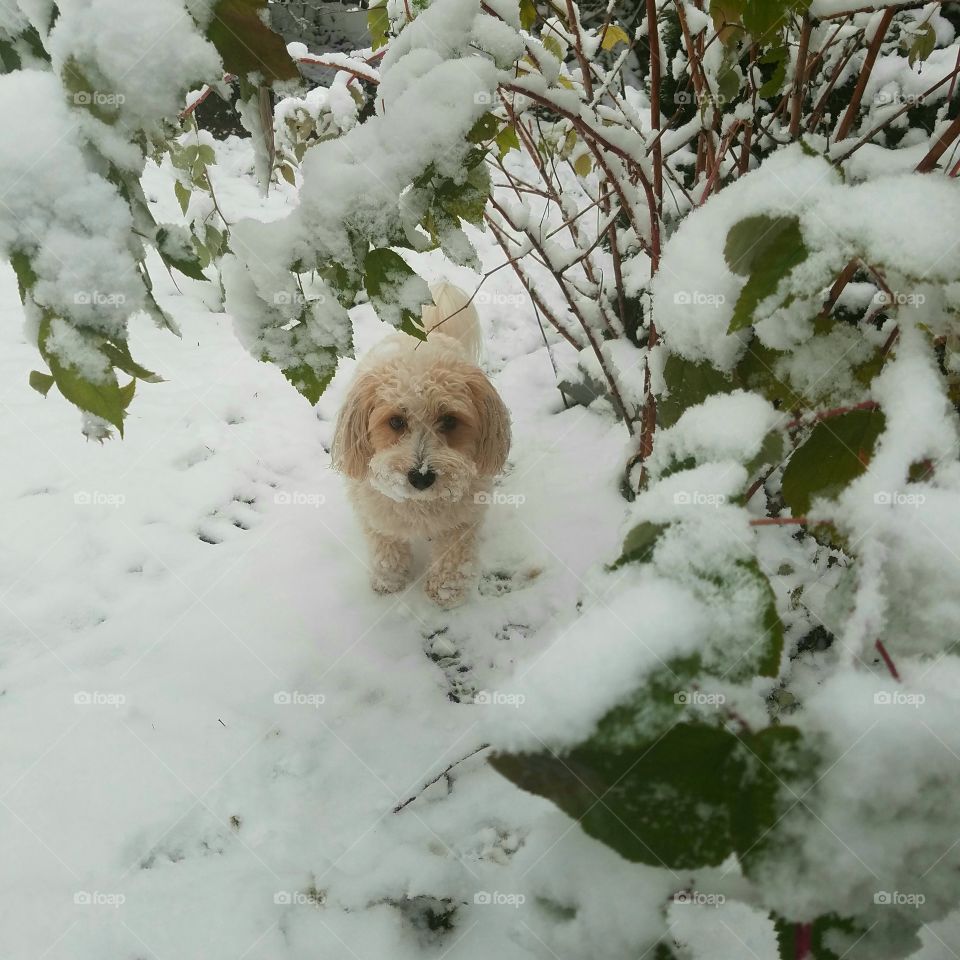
(331, 283), (510, 607)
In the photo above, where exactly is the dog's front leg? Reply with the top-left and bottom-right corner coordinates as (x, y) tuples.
(366, 527), (412, 595)
(425, 523), (478, 609)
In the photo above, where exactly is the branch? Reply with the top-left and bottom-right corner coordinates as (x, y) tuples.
(393, 743), (491, 813)
(834, 8), (895, 142)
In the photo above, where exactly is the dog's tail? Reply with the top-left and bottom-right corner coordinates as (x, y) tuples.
(421, 281), (483, 364)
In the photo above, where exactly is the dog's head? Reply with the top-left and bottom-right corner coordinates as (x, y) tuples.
(331, 348), (510, 503)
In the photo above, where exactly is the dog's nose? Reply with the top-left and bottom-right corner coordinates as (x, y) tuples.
(408, 468), (436, 490)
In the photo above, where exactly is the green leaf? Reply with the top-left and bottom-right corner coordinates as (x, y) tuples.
(729, 724), (812, 867)
(467, 112), (499, 144)
(495, 122), (521, 158)
(363, 248), (431, 336)
(207, 0), (299, 81)
(38, 317), (128, 436)
(724, 215), (808, 333)
(735, 338), (803, 412)
(197, 144), (217, 166)
(368, 2), (390, 50)
(174, 180), (191, 215)
(780, 408), (886, 515)
(436, 162), (491, 226)
(519, 0), (537, 31)
(758, 44), (788, 98)
(144, 289), (181, 336)
(279, 162), (297, 186)
(742, 0), (801, 42)
(543, 35), (564, 61)
(9, 250), (38, 302)
(0, 38), (22, 73)
(281, 354), (337, 405)
(155, 226), (208, 281)
(611, 521), (668, 569)
(734, 559), (784, 678)
(715, 55), (740, 104)
(61, 56), (121, 123)
(659, 355), (735, 428)
(101, 340), (163, 383)
(29, 370), (55, 397)
(744, 427), (785, 478)
(908, 22), (936, 67)
(491, 723), (745, 868)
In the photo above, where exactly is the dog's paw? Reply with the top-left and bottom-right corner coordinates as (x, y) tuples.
(371, 569), (410, 594)
(425, 572), (469, 608)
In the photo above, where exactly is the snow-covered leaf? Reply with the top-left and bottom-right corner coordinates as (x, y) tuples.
(724, 215), (808, 333)
(781, 408), (886, 515)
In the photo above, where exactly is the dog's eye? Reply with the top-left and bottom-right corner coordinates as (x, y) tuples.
(437, 414), (458, 433)
(388, 415), (406, 431)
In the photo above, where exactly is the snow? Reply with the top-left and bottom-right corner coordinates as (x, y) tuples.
(653, 145), (960, 371)
(0, 135), (695, 960)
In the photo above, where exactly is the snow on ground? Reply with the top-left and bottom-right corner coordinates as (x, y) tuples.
(0, 136), (667, 959)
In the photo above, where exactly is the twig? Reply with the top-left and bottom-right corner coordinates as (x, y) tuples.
(786, 400), (879, 430)
(875, 639), (901, 681)
(834, 8), (894, 143)
(393, 744), (491, 813)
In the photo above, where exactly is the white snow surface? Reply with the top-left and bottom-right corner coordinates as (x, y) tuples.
(0, 135), (700, 960)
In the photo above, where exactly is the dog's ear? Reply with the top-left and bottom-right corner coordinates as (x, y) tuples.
(332, 374), (377, 479)
(466, 369), (511, 476)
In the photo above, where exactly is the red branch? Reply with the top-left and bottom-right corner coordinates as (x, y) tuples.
(875, 639), (901, 681)
(786, 400), (879, 431)
(750, 516), (809, 526)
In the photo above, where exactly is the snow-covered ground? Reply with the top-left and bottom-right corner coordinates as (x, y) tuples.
(0, 137), (639, 959)
(2, 136), (959, 960)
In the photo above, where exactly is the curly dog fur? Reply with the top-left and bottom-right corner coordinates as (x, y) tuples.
(331, 283), (510, 607)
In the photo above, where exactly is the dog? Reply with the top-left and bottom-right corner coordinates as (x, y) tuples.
(331, 282), (511, 608)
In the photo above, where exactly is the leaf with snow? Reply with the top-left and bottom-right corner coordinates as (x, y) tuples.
(364, 249), (430, 339)
(724, 215), (808, 333)
(781, 408), (886, 515)
(206, 0), (299, 82)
